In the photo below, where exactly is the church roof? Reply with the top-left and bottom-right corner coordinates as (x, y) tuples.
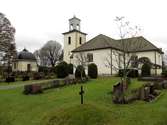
(72, 34), (163, 54)
(62, 29), (87, 35)
(69, 16), (81, 21)
(17, 48), (36, 60)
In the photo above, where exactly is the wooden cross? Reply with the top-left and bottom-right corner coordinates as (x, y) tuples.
(79, 86), (84, 104)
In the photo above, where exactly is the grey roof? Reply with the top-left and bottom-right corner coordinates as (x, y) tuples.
(17, 49), (36, 60)
(69, 16), (81, 21)
(72, 34), (163, 53)
(62, 29), (87, 35)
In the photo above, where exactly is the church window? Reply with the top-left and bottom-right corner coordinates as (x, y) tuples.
(79, 37), (82, 44)
(131, 55), (138, 68)
(87, 53), (93, 62)
(68, 37), (71, 45)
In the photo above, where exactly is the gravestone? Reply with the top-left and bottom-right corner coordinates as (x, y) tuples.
(31, 84), (42, 94)
(139, 87), (145, 100)
(144, 87), (150, 101)
(52, 80), (60, 88)
(79, 86), (84, 104)
(113, 82), (125, 104)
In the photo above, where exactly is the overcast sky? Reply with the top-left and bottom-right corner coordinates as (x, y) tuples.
(1, 0), (167, 53)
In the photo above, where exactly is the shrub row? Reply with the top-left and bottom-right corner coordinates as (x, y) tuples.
(55, 62), (98, 79)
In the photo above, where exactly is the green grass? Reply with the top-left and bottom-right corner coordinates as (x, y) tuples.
(0, 77), (167, 125)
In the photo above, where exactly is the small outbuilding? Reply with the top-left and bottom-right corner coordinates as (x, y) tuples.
(12, 48), (38, 72)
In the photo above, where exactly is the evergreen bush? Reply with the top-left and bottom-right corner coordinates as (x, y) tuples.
(88, 63), (98, 78)
(55, 61), (68, 78)
(75, 65), (86, 79)
(68, 63), (73, 74)
(141, 63), (151, 77)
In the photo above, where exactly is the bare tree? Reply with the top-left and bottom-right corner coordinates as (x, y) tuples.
(0, 12), (16, 75)
(105, 17), (145, 81)
(34, 40), (63, 67)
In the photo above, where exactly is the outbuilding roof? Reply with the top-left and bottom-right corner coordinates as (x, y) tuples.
(17, 48), (36, 60)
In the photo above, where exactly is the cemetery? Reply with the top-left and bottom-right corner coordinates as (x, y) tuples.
(0, 9), (167, 125)
(0, 75), (167, 125)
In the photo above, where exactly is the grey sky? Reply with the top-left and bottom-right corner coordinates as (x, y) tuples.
(1, 0), (167, 52)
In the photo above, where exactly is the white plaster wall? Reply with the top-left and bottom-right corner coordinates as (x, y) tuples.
(73, 49), (112, 75)
(72, 49), (163, 75)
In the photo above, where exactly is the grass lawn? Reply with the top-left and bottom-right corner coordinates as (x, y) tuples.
(0, 77), (167, 125)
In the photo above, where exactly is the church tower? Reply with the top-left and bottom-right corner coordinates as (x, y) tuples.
(63, 16), (87, 63)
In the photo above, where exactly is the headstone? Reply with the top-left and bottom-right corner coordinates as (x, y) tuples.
(52, 80), (60, 88)
(139, 87), (145, 100)
(144, 87), (150, 101)
(31, 84), (42, 94)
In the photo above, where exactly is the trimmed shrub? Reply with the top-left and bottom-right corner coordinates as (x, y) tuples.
(33, 72), (44, 80)
(22, 72), (30, 81)
(68, 63), (73, 74)
(88, 63), (98, 78)
(5, 76), (15, 82)
(55, 61), (68, 78)
(162, 70), (167, 77)
(22, 75), (30, 81)
(38, 66), (51, 75)
(141, 63), (151, 77)
(75, 65), (86, 79)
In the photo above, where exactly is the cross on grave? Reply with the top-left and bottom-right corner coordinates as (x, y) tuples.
(79, 85), (84, 104)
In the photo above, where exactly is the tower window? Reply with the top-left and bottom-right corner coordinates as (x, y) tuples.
(77, 24), (80, 30)
(70, 24), (73, 30)
(79, 37), (82, 44)
(68, 37), (71, 45)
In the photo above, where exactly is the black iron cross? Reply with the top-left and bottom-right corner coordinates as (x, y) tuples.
(79, 86), (84, 104)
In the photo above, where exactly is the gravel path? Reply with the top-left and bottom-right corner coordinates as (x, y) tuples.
(0, 80), (53, 90)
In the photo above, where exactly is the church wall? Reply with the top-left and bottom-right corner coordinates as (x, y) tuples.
(64, 32), (86, 63)
(72, 49), (163, 76)
(73, 49), (112, 75)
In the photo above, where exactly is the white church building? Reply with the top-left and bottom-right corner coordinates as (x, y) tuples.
(63, 16), (163, 76)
